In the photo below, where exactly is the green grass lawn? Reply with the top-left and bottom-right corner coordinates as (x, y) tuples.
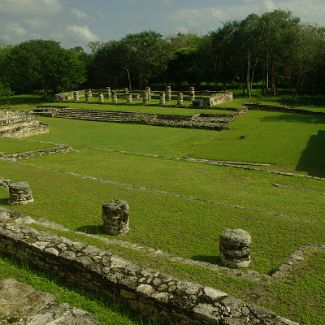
(0, 137), (53, 154)
(0, 93), (324, 324)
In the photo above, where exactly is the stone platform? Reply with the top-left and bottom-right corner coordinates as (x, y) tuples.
(0, 278), (98, 324)
(0, 110), (48, 138)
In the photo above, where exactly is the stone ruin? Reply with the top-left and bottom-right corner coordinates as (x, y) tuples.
(220, 228), (251, 268)
(55, 86), (233, 108)
(9, 181), (34, 205)
(0, 278), (98, 324)
(0, 110), (48, 138)
(102, 200), (129, 235)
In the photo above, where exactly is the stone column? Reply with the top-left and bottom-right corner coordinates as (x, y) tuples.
(73, 91), (79, 102)
(142, 90), (149, 104)
(55, 94), (61, 102)
(106, 87), (111, 99)
(102, 200), (129, 235)
(124, 88), (129, 99)
(85, 91), (90, 103)
(177, 92), (184, 105)
(9, 182), (33, 205)
(99, 93), (104, 104)
(145, 86), (151, 100)
(189, 86), (195, 102)
(89, 90), (93, 100)
(219, 229), (251, 268)
(126, 92), (133, 104)
(111, 90), (117, 104)
(166, 86), (172, 101)
(160, 92), (166, 105)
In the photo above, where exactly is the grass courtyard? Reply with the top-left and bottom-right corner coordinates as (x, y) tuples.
(0, 94), (324, 324)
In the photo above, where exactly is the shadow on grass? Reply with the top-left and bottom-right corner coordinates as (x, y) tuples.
(296, 130), (325, 177)
(0, 95), (47, 106)
(75, 225), (105, 235)
(0, 198), (9, 206)
(191, 255), (222, 265)
(0, 252), (152, 325)
(260, 113), (325, 124)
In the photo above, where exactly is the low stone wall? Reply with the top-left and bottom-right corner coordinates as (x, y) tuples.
(0, 210), (298, 325)
(245, 103), (325, 117)
(0, 144), (72, 161)
(0, 110), (48, 138)
(33, 107), (235, 130)
(193, 92), (233, 108)
(0, 278), (98, 324)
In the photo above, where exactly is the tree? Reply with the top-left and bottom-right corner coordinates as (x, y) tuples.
(2, 40), (86, 94)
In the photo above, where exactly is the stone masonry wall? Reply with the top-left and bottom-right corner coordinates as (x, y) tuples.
(0, 210), (298, 325)
(0, 110), (48, 138)
(33, 107), (235, 131)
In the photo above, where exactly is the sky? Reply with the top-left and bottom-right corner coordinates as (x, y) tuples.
(1, 0), (325, 50)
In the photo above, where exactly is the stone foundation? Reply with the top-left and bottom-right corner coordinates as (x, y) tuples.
(0, 110), (48, 138)
(193, 92), (233, 108)
(0, 211), (298, 325)
(0, 278), (98, 324)
(33, 107), (235, 131)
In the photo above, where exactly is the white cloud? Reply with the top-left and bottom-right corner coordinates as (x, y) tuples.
(66, 25), (100, 43)
(70, 8), (91, 20)
(0, 23), (27, 42)
(0, 0), (63, 17)
(167, 0), (325, 28)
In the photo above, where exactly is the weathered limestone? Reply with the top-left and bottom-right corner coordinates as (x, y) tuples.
(0, 278), (99, 324)
(166, 85), (172, 101)
(0, 110), (48, 138)
(0, 214), (299, 325)
(145, 86), (151, 100)
(126, 92), (133, 104)
(142, 90), (149, 104)
(189, 86), (195, 101)
(9, 182), (33, 205)
(220, 229), (251, 268)
(160, 91), (166, 105)
(99, 92), (104, 104)
(112, 90), (117, 104)
(102, 200), (129, 235)
(177, 92), (184, 106)
(106, 87), (111, 99)
(85, 91), (90, 103)
(73, 91), (79, 102)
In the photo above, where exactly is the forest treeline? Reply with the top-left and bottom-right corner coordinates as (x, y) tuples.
(0, 10), (324, 97)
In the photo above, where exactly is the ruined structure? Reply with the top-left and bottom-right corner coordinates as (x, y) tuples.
(0, 110), (48, 138)
(102, 200), (129, 235)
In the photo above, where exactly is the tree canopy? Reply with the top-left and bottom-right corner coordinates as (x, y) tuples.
(0, 10), (324, 95)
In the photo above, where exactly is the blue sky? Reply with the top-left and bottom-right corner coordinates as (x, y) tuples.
(1, 0), (324, 50)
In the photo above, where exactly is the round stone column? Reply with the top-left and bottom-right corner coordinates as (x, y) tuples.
(102, 200), (129, 235)
(73, 91), (79, 102)
(177, 92), (184, 105)
(9, 182), (33, 205)
(189, 86), (195, 101)
(111, 91), (117, 104)
(126, 92), (133, 104)
(99, 93), (104, 104)
(160, 92), (166, 105)
(106, 87), (111, 99)
(166, 86), (172, 101)
(219, 228), (251, 268)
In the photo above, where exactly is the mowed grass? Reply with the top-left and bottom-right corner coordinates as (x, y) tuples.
(0, 94), (324, 324)
(0, 137), (52, 154)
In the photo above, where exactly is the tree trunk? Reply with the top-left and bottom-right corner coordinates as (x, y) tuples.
(246, 56), (251, 98)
